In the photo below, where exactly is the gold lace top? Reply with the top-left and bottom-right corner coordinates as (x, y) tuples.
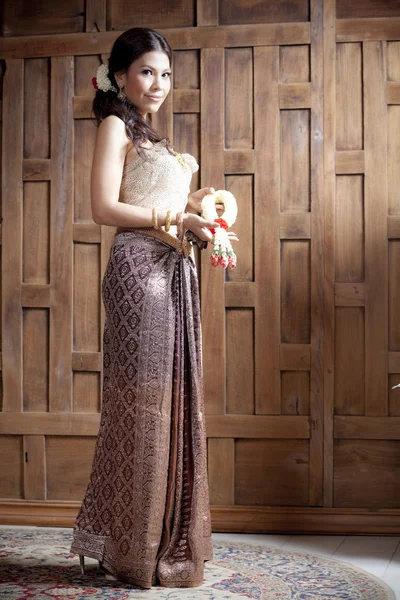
(119, 139), (199, 213)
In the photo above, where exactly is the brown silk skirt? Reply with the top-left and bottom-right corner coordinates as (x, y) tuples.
(69, 230), (213, 588)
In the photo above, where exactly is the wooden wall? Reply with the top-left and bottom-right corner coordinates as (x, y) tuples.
(1, 0), (400, 534)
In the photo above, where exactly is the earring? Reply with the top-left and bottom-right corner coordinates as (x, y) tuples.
(117, 85), (126, 101)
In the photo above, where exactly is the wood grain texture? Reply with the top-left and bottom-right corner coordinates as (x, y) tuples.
(0, 23), (312, 59)
(335, 175), (364, 282)
(254, 46), (280, 415)
(336, 43), (363, 151)
(24, 435), (46, 500)
(23, 309), (49, 412)
(309, 0), (325, 507)
(208, 438), (234, 504)
(2, 59), (23, 412)
(334, 440), (400, 508)
(49, 56), (74, 412)
(364, 41), (389, 416)
(200, 48), (225, 415)
(336, 18), (400, 42)
(323, 0), (336, 508)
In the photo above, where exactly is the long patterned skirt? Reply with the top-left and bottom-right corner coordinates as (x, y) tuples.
(69, 230), (213, 588)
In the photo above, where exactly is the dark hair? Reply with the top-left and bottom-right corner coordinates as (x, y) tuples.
(91, 27), (172, 154)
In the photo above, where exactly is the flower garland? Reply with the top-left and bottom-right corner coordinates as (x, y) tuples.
(92, 64), (117, 93)
(201, 190), (238, 269)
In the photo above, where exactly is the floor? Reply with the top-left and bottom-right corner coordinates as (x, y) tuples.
(1, 526), (399, 598)
(213, 532), (400, 599)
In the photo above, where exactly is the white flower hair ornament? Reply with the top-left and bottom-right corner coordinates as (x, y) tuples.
(92, 64), (118, 93)
(201, 190), (238, 269)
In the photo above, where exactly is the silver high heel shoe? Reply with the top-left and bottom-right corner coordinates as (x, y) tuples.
(79, 554), (85, 575)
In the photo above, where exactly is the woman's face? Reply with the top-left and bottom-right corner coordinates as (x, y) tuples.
(116, 50), (171, 117)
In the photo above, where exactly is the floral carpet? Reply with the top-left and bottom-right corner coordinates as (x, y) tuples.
(0, 527), (395, 599)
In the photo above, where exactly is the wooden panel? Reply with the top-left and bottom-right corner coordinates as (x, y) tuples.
(337, 0), (400, 19)
(86, 0), (106, 32)
(334, 282), (365, 306)
(279, 83), (311, 108)
(280, 110), (310, 212)
(208, 438), (234, 504)
(225, 48), (253, 149)
(24, 58), (50, 159)
(2, 59), (23, 412)
(1, 0), (85, 36)
(388, 352), (400, 373)
(72, 351), (102, 371)
(225, 175), (253, 282)
(254, 46), (280, 414)
(23, 182), (50, 284)
(387, 82), (400, 104)
(279, 45), (310, 82)
(173, 49), (200, 90)
(0, 412), (309, 438)
(334, 440), (400, 508)
(281, 241), (311, 344)
(335, 175), (364, 282)
(200, 48), (225, 415)
(280, 213), (311, 239)
(46, 436), (96, 500)
(0, 436), (23, 498)
(21, 284), (51, 307)
(23, 309), (49, 412)
(73, 372), (100, 412)
(0, 24), (312, 59)
(219, 0), (309, 25)
(173, 113), (199, 194)
(173, 89), (200, 113)
(224, 150), (255, 174)
(197, 0), (218, 26)
(335, 416), (400, 439)
(388, 216), (400, 239)
(73, 243), (100, 352)
(335, 150), (364, 174)
(23, 158), (51, 180)
(389, 374), (400, 416)
(334, 308), (364, 415)
(108, 0), (195, 29)
(73, 223), (101, 243)
(235, 439), (309, 505)
(389, 241), (400, 351)
(364, 41), (388, 416)
(388, 106), (400, 215)
(24, 435), (45, 500)
(336, 18), (400, 43)
(280, 344), (311, 371)
(336, 43), (363, 151)
(225, 282), (255, 307)
(281, 371), (310, 415)
(226, 309), (254, 415)
(74, 119), (96, 222)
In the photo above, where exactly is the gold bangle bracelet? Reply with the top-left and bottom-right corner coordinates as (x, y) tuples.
(152, 207), (160, 230)
(165, 210), (172, 232)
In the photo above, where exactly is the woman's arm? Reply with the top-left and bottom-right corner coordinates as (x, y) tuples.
(90, 115), (220, 240)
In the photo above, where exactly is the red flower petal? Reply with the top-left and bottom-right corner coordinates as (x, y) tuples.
(92, 77), (98, 90)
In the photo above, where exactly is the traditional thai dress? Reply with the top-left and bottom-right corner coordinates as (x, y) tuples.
(69, 139), (213, 588)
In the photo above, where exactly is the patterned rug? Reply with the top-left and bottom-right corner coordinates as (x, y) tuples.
(0, 527), (395, 599)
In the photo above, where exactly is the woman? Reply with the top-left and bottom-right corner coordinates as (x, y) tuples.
(69, 27), (238, 589)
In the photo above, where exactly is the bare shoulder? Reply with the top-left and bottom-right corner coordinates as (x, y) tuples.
(98, 115), (130, 145)
(98, 115), (135, 162)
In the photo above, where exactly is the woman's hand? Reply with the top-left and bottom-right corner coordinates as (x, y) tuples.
(186, 187), (214, 213)
(182, 212), (220, 242)
(186, 187), (224, 216)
